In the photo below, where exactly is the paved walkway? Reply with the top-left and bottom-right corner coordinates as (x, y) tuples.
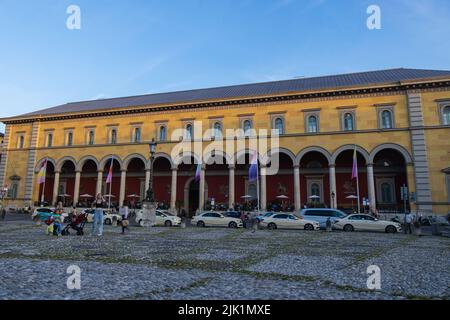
(0, 219), (449, 300)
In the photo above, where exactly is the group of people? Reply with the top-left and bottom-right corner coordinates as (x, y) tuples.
(90, 193), (130, 236)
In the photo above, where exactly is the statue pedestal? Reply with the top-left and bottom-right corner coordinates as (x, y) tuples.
(140, 202), (157, 227)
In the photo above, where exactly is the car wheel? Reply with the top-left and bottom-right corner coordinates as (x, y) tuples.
(228, 221), (237, 229)
(197, 221), (205, 228)
(304, 224), (314, 231)
(165, 220), (172, 227)
(386, 225), (397, 234)
(268, 223), (277, 230)
(344, 224), (354, 232)
(105, 218), (112, 225)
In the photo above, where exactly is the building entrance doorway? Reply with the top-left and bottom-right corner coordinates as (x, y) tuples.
(188, 179), (200, 217)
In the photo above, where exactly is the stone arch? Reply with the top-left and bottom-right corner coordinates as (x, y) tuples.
(369, 143), (413, 165)
(233, 149), (263, 166)
(173, 151), (201, 167)
(56, 156), (77, 172)
(203, 149), (231, 167)
(331, 145), (370, 165)
(183, 176), (209, 214)
(263, 147), (296, 166)
(34, 157), (57, 173)
(154, 152), (175, 169)
(76, 155), (100, 172)
(123, 153), (149, 171)
(296, 146), (332, 166)
(99, 155), (123, 170)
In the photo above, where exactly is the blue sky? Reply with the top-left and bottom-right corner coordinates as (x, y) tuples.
(1, 0), (450, 132)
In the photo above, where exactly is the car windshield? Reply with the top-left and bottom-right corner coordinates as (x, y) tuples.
(264, 212), (273, 217)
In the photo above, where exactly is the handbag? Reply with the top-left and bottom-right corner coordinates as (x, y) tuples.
(122, 219), (129, 227)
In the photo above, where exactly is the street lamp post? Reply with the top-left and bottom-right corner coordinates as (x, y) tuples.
(145, 138), (157, 203)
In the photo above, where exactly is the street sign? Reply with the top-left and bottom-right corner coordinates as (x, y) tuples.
(400, 186), (408, 201)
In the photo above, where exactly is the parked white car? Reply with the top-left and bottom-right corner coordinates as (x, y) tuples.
(334, 214), (402, 233)
(259, 213), (320, 231)
(84, 209), (122, 225)
(192, 211), (243, 228)
(135, 210), (181, 227)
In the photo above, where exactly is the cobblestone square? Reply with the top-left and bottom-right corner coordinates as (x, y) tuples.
(0, 219), (449, 300)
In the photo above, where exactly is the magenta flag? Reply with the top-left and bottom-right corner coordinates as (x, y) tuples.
(195, 162), (202, 182)
(106, 157), (114, 184)
(351, 147), (358, 179)
(37, 158), (48, 184)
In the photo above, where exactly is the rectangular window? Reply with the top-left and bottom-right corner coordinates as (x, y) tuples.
(67, 132), (73, 146)
(376, 106), (395, 129)
(304, 111), (320, 133)
(47, 133), (53, 147)
(17, 134), (25, 149)
(270, 113), (286, 135)
(89, 130), (95, 145)
(133, 127), (142, 143)
(438, 101), (450, 125)
(339, 109), (357, 131)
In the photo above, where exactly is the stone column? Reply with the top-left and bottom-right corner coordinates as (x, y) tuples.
(260, 166), (267, 211)
(96, 170), (103, 195)
(228, 165), (235, 209)
(294, 165), (301, 211)
(170, 168), (178, 212)
(73, 171), (81, 206)
(119, 170), (127, 206)
(199, 165), (206, 211)
(52, 171), (60, 205)
(329, 164), (337, 209)
(145, 169), (151, 194)
(367, 164), (376, 212)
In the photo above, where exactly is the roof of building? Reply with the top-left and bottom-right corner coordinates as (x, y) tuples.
(9, 68), (450, 118)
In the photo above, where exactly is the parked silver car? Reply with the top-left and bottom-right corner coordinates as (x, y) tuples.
(298, 208), (347, 229)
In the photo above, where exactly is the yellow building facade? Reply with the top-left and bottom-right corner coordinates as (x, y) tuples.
(0, 68), (449, 215)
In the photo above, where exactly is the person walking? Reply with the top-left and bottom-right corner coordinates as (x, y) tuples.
(119, 204), (129, 234)
(404, 212), (414, 234)
(251, 213), (258, 233)
(92, 193), (106, 236)
(1, 205), (6, 220)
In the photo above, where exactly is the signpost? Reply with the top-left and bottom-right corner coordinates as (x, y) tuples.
(400, 184), (408, 214)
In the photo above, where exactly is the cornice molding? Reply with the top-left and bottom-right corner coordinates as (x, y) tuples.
(3, 82), (450, 125)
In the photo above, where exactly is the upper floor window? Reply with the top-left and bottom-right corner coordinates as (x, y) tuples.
(213, 122), (222, 138)
(133, 127), (141, 143)
(185, 124), (193, 140)
(159, 126), (167, 141)
(17, 135), (24, 149)
(243, 120), (252, 136)
(88, 130), (95, 145)
(67, 132), (73, 146)
(443, 106), (450, 125)
(343, 113), (355, 131)
(381, 110), (393, 129)
(47, 133), (53, 148)
(111, 129), (117, 144)
(308, 115), (318, 133)
(274, 118), (284, 135)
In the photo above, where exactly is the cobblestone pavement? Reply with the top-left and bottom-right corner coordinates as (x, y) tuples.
(0, 219), (449, 300)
